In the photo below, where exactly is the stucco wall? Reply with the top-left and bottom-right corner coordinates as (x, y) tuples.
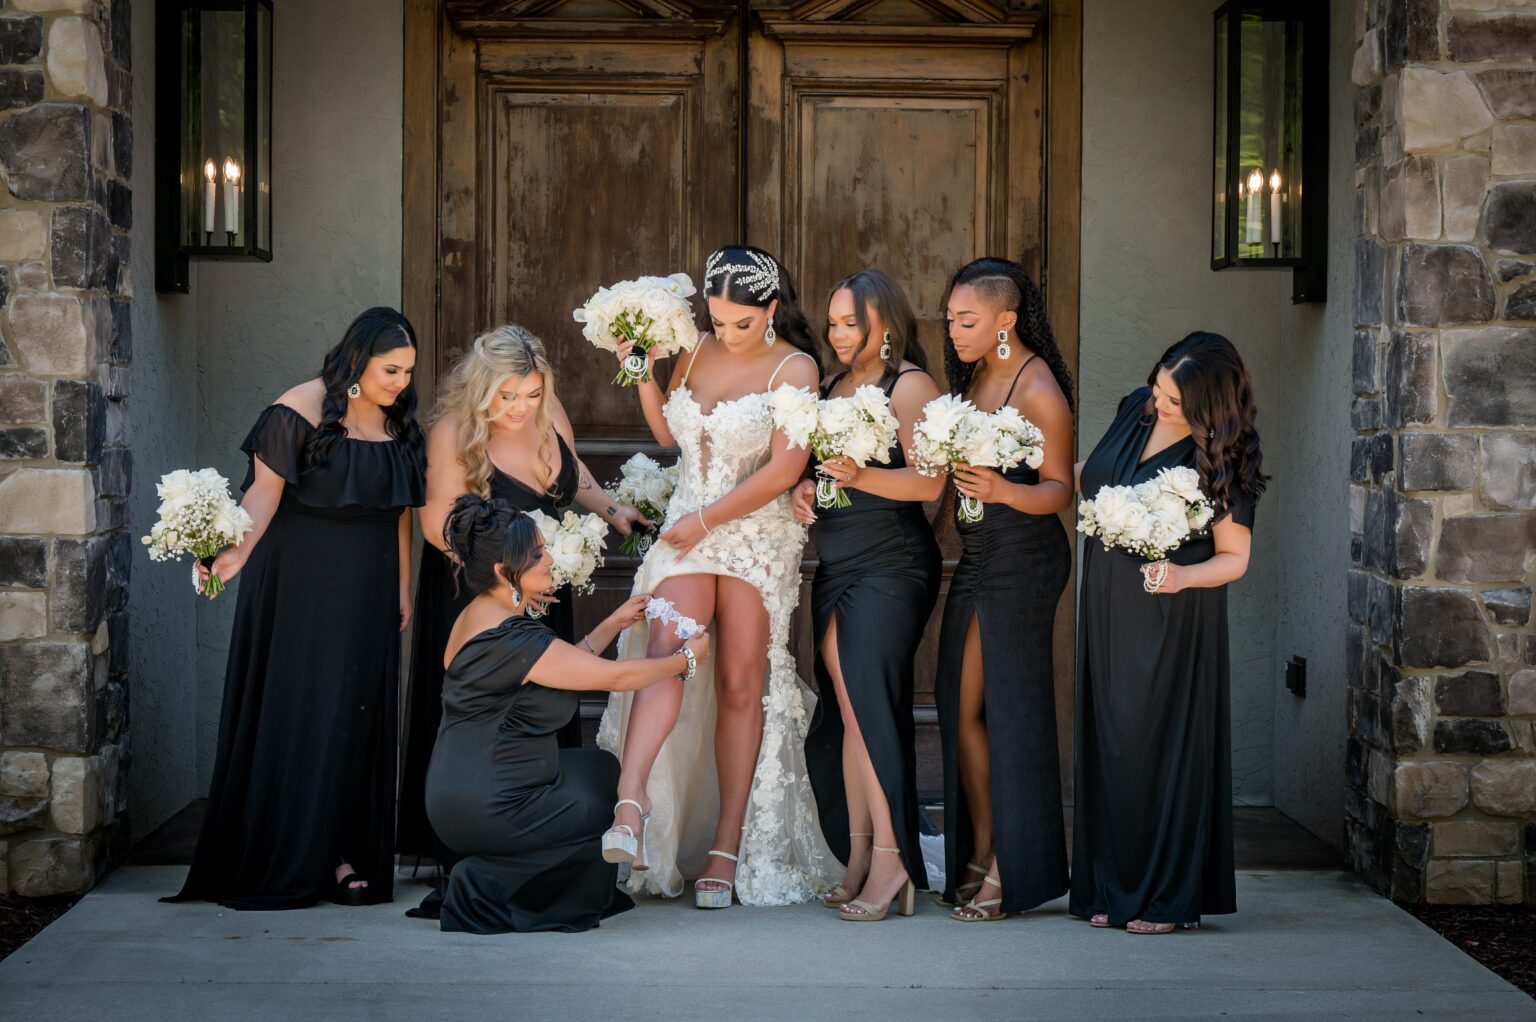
(1081, 0), (1287, 807)
(1269, 0), (1354, 849)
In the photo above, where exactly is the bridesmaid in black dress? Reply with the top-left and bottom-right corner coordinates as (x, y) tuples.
(166, 308), (425, 909)
(934, 259), (1076, 922)
(397, 326), (648, 862)
(1070, 332), (1265, 934)
(795, 269), (944, 922)
(424, 495), (709, 933)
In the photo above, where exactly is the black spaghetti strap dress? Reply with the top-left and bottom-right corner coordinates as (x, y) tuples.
(397, 434), (583, 860)
(1069, 387), (1255, 927)
(166, 404), (424, 909)
(425, 615), (634, 933)
(934, 359), (1072, 913)
(805, 369), (940, 891)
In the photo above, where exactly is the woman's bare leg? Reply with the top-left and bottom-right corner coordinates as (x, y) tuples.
(822, 617), (873, 897)
(956, 613), (993, 869)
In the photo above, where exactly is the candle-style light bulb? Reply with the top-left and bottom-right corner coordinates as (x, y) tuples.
(203, 159), (218, 237)
(223, 157), (242, 239)
(1269, 169), (1282, 247)
(1245, 169), (1264, 245)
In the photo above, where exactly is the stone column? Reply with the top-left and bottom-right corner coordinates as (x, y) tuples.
(1348, 0), (1536, 906)
(0, 0), (131, 896)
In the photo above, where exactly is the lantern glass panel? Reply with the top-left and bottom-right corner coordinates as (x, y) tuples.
(1234, 7), (1303, 262)
(1213, 8), (1229, 263)
(178, 6), (248, 248)
(255, 0), (272, 253)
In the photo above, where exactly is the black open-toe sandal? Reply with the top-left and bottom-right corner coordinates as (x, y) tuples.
(327, 872), (369, 907)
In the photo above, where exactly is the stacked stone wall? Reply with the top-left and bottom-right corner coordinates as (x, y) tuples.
(1349, 0), (1536, 905)
(0, 0), (132, 896)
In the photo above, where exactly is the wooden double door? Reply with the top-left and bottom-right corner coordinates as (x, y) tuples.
(405, 0), (1080, 797)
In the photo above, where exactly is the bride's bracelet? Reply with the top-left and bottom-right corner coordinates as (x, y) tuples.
(696, 508), (713, 536)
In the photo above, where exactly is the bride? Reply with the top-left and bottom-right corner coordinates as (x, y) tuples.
(597, 246), (835, 907)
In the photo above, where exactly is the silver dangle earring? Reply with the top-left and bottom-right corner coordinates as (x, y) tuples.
(764, 321), (777, 347)
(996, 329), (1011, 360)
(508, 580), (521, 608)
(346, 382), (362, 400)
(880, 331), (892, 361)
(1209, 428), (1215, 439)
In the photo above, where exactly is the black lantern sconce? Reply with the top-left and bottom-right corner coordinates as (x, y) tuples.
(156, 0), (272, 293)
(1212, 0), (1328, 303)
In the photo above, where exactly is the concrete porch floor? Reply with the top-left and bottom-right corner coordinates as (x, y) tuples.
(1, 862), (1532, 1020)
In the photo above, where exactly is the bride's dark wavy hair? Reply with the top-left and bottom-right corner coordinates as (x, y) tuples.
(941, 258), (1074, 409)
(306, 307), (425, 471)
(442, 494), (543, 598)
(702, 245), (819, 366)
(1147, 331), (1267, 514)
(823, 267), (929, 390)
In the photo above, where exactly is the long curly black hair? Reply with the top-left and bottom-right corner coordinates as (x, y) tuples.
(1148, 331), (1267, 514)
(702, 245), (819, 367)
(442, 494), (543, 598)
(305, 307), (425, 471)
(941, 258), (1074, 409)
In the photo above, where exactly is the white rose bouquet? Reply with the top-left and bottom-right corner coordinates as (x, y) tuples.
(808, 385), (900, 509)
(525, 509), (609, 615)
(606, 452), (679, 557)
(572, 273), (698, 386)
(911, 396), (1046, 523)
(141, 468), (254, 596)
(768, 384), (820, 451)
(1077, 465), (1215, 562)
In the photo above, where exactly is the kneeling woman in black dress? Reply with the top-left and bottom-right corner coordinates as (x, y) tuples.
(1070, 331), (1265, 934)
(167, 307), (425, 909)
(425, 495), (710, 933)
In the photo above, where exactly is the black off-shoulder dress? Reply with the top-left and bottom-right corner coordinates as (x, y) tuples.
(167, 404), (424, 909)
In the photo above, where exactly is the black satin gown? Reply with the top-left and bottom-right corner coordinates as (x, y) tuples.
(167, 404), (423, 909)
(397, 434), (583, 860)
(1070, 388), (1255, 926)
(424, 615), (634, 933)
(935, 363), (1072, 914)
(805, 370), (940, 891)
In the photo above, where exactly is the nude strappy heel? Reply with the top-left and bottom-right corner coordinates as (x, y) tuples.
(822, 832), (873, 908)
(837, 845), (916, 922)
(601, 798), (650, 871)
(936, 861), (989, 907)
(694, 849), (738, 909)
(951, 872), (1008, 922)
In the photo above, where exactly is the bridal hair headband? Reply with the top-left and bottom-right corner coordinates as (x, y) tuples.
(704, 249), (779, 303)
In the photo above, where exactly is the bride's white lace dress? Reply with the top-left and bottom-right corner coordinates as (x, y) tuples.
(597, 351), (835, 906)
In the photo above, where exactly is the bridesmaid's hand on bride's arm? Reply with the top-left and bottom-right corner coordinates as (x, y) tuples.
(659, 510), (708, 558)
(791, 479), (817, 525)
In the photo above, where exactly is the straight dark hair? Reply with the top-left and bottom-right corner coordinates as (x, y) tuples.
(1148, 331), (1267, 514)
(306, 307), (424, 470)
(823, 267), (929, 390)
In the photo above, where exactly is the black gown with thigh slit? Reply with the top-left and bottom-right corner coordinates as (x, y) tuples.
(1069, 387), (1254, 927)
(934, 361), (1072, 913)
(425, 615), (634, 933)
(397, 434), (583, 860)
(166, 404), (424, 909)
(805, 369), (941, 891)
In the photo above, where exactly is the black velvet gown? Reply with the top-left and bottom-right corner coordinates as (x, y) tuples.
(935, 361), (1072, 913)
(167, 404), (424, 909)
(805, 369), (940, 891)
(397, 434), (582, 860)
(425, 615), (634, 933)
(1070, 387), (1255, 926)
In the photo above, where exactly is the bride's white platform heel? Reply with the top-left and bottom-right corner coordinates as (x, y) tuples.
(602, 798), (650, 871)
(694, 849), (737, 909)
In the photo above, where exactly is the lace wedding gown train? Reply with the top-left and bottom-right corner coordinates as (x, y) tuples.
(597, 351), (835, 906)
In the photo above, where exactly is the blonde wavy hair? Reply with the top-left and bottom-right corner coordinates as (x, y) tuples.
(433, 325), (559, 498)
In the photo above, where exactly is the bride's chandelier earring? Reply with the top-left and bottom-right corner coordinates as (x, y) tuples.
(880, 331), (892, 361)
(996, 329), (1011, 360)
(764, 320), (777, 347)
(346, 381), (362, 400)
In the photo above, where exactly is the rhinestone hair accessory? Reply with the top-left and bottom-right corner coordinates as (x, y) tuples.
(704, 249), (780, 304)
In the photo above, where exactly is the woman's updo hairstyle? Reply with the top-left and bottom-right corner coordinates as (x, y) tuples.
(443, 494), (542, 598)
